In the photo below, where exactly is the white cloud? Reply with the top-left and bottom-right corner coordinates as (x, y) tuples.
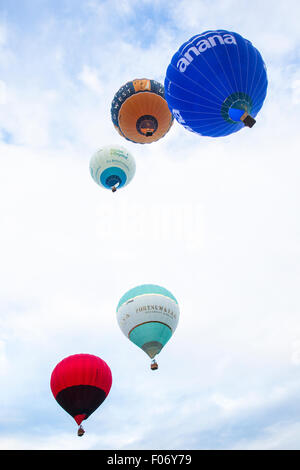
(78, 65), (103, 95)
(291, 79), (300, 104)
(0, 23), (7, 46)
(0, 80), (7, 104)
(0, 0), (299, 451)
(0, 340), (8, 374)
(232, 421), (300, 450)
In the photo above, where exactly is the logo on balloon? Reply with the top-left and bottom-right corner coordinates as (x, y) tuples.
(136, 304), (177, 320)
(172, 109), (198, 133)
(177, 33), (237, 73)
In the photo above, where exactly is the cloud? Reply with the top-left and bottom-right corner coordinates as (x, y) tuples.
(0, 0), (300, 451)
(78, 65), (103, 95)
(0, 79), (7, 104)
(232, 421), (300, 450)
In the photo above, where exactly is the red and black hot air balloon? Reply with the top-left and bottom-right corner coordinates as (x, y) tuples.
(50, 353), (112, 436)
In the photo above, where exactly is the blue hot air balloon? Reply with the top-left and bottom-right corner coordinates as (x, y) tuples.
(164, 30), (268, 137)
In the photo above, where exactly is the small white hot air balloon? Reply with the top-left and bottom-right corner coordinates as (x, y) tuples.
(89, 145), (136, 192)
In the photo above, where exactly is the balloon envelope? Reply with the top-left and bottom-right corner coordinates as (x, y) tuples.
(165, 30), (268, 137)
(50, 354), (112, 427)
(111, 79), (173, 144)
(90, 145), (135, 191)
(116, 284), (179, 361)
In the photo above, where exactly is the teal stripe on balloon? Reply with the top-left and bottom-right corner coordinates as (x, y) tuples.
(117, 284), (178, 310)
(100, 166), (127, 189)
(129, 322), (172, 349)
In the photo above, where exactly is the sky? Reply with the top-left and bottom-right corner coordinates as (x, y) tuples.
(0, 0), (300, 451)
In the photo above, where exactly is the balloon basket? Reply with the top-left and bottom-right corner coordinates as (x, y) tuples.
(241, 113), (256, 128)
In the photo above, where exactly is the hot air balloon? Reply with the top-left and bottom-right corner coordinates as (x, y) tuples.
(90, 145), (135, 192)
(116, 284), (179, 370)
(111, 78), (174, 144)
(50, 354), (112, 436)
(164, 30), (268, 137)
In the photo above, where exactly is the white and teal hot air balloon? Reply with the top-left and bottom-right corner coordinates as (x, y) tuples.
(89, 145), (136, 192)
(116, 284), (179, 370)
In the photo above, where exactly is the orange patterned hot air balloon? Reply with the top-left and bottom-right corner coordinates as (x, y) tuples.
(111, 78), (173, 144)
